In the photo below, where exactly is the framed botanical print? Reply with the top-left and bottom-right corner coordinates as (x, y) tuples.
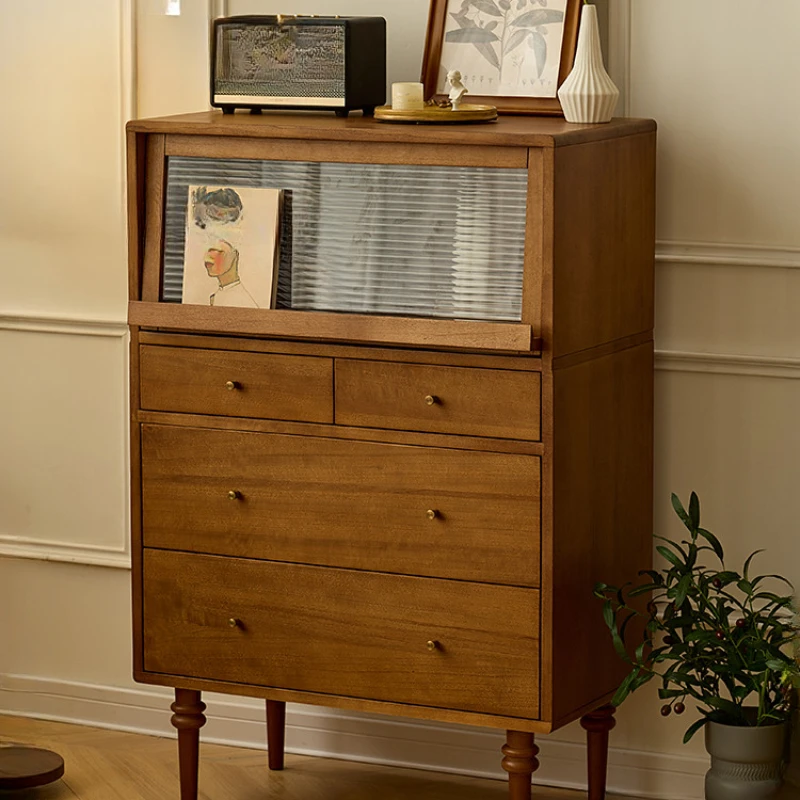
(421, 0), (583, 115)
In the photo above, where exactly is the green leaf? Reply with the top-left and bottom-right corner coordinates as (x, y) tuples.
(683, 717), (709, 744)
(737, 579), (753, 597)
(674, 574), (692, 609)
(512, 8), (565, 27)
(697, 528), (724, 561)
(445, 27), (500, 43)
(688, 492), (700, 530)
(671, 493), (692, 531)
(611, 669), (637, 706)
(714, 570), (741, 587)
(619, 611), (638, 643)
(656, 545), (684, 569)
(602, 600), (614, 630)
(743, 549), (765, 581)
(705, 696), (742, 719)
(611, 625), (628, 661)
(628, 583), (661, 598)
(752, 574), (795, 591)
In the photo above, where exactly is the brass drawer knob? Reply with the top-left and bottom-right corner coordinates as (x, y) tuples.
(225, 380), (240, 391)
(426, 509), (439, 521)
(426, 640), (440, 652)
(425, 395), (439, 406)
(228, 618), (241, 629)
(228, 490), (241, 501)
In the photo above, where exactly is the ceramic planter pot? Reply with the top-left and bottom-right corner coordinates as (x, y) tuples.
(705, 719), (789, 799)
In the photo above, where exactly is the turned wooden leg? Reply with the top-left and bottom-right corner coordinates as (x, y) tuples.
(581, 705), (616, 800)
(266, 699), (286, 770)
(501, 730), (539, 800)
(170, 689), (206, 800)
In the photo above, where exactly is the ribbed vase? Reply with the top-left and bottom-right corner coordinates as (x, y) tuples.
(557, 4), (619, 123)
(705, 720), (788, 800)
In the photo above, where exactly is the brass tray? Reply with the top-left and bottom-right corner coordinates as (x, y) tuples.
(374, 104), (498, 124)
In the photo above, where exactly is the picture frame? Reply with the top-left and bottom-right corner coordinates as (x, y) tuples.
(421, 0), (583, 115)
(181, 185), (283, 310)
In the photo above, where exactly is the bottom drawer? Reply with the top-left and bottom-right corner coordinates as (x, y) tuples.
(143, 550), (540, 719)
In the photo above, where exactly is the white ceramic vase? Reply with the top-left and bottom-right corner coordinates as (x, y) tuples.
(557, 4), (619, 124)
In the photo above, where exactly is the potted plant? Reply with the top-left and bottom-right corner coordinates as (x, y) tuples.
(595, 492), (799, 800)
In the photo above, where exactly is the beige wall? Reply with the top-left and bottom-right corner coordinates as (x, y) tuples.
(2, 2), (799, 798)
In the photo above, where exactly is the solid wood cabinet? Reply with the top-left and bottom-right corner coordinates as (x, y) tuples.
(127, 111), (655, 800)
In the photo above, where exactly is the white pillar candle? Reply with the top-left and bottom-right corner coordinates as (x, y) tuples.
(391, 82), (425, 111)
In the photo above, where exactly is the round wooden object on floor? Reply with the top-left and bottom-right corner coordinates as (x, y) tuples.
(0, 746), (65, 790)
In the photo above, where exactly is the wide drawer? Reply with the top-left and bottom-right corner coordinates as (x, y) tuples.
(141, 424), (540, 587)
(139, 345), (333, 423)
(335, 360), (541, 440)
(143, 550), (540, 718)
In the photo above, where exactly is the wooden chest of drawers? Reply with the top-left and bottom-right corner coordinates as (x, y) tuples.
(127, 112), (655, 800)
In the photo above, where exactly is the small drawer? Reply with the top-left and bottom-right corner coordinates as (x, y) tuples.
(139, 345), (333, 423)
(335, 360), (541, 440)
(141, 424), (540, 587)
(143, 550), (540, 719)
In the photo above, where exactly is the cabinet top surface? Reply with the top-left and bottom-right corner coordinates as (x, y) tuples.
(127, 110), (655, 148)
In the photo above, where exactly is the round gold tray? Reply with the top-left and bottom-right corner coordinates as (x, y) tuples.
(374, 104), (498, 124)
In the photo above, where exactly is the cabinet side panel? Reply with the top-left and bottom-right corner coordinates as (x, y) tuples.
(521, 148), (546, 337)
(130, 327), (144, 676)
(142, 135), (166, 303)
(552, 132), (656, 358)
(550, 342), (654, 724)
(126, 130), (146, 303)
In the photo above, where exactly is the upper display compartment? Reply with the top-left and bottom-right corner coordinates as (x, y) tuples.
(163, 156), (528, 322)
(127, 112), (656, 354)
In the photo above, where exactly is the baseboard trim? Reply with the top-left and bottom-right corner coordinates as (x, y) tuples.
(0, 674), (706, 799)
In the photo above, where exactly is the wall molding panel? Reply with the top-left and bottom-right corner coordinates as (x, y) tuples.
(0, 539), (130, 570)
(0, 313), (128, 339)
(656, 350), (800, 381)
(0, 674), (706, 800)
(657, 241), (800, 270)
(0, 313), (130, 569)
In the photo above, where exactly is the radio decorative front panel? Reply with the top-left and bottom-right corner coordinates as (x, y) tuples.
(127, 111), (656, 800)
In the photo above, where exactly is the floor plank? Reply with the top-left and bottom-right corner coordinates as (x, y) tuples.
(0, 716), (636, 799)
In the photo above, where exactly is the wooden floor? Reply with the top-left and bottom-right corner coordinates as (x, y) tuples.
(0, 716), (637, 800)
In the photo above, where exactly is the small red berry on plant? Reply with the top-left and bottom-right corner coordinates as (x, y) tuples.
(660, 704), (671, 717)
(674, 703), (686, 715)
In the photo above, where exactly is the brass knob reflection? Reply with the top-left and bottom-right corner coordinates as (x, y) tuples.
(225, 380), (240, 391)
(425, 395), (439, 406)
(228, 618), (241, 629)
(426, 640), (440, 652)
(228, 490), (241, 501)
(426, 509), (439, 521)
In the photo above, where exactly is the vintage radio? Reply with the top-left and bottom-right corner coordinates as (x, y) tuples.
(211, 15), (386, 117)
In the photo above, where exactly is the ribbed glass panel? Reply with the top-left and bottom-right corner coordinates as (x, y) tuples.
(163, 156), (528, 321)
